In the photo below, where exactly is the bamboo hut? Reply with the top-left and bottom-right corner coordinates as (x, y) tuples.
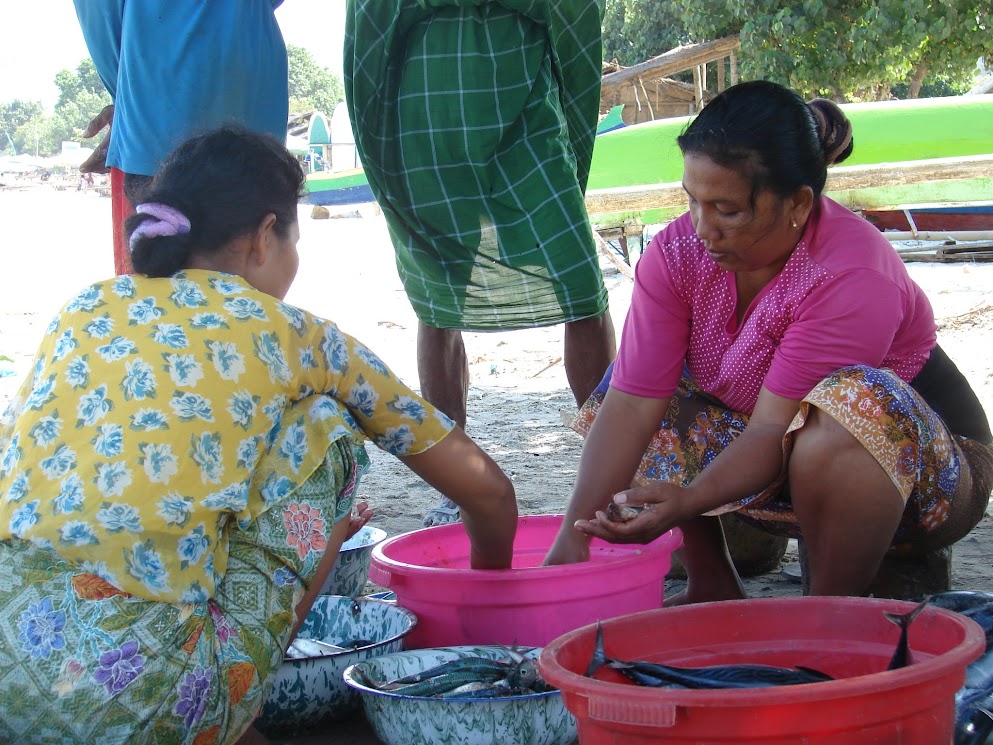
(600, 36), (741, 125)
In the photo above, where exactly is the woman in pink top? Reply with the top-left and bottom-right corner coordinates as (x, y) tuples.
(544, 81), (993, 602)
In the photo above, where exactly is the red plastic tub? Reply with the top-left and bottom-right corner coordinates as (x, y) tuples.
(538, 597), (985, 745)
(369, 514), (682, 649)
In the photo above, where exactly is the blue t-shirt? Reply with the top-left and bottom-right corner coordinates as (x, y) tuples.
(74, 0), (288, 176)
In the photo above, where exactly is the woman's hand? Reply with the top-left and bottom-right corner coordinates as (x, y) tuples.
(575, 482), (689, 545)
(345, 499), (374, 541)
(399, 429), (517, 570)
(542, 528), (591, 566)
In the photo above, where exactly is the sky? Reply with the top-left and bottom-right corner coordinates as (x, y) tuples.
(0, 1), (346, 110)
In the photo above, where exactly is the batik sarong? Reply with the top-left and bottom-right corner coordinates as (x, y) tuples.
(0, 437), (360, 745)
(574, 365), (993, 552)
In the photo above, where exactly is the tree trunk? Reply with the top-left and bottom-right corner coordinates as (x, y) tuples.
(908, 61), (928, 99)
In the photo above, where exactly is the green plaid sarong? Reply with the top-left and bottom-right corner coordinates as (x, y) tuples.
(345, 0), (609, 331)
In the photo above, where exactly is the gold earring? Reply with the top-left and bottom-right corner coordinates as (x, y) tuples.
(791, 218), (798, 229)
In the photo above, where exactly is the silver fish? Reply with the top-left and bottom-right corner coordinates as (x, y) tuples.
(884, 596), (930, 670)
(585, 621), (832, 688)
(605, 502), (647, 522)
(285, 637), (352, 659)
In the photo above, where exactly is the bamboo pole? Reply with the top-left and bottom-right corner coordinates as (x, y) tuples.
(600, 36), (741, 93)
(593, 230), (635, 279)
(886, 231), (993, 243)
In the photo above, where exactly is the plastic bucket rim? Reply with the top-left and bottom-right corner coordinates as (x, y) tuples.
(343, 644), (563, 703)
(537, 597), (986, 707)
(370, 515), (682, 582)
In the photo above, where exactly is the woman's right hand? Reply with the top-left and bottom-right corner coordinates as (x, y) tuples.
(399, 428), (517, 570)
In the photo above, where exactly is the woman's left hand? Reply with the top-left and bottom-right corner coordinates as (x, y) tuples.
(345, 499), (374, 541)
(574, 482), (689, 545)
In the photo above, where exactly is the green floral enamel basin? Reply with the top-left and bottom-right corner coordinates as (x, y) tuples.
(343, 645), (578, 745)
(254, 594), (417, 738)
(320, 525), (388, 597)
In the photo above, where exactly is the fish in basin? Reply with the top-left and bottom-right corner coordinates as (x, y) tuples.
(584, 621), (833, 689)
(884, 596), (931, 670)
(924, 593), (993, 745)
(356, 645), (553, 699)
(583, 599), (935, 690)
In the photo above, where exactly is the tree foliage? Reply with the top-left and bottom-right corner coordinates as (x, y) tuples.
(287, 44), (343, 116)
(605, 0), (991, 100)
(1, 99), (44, 153)
(602, 0), (692, 66)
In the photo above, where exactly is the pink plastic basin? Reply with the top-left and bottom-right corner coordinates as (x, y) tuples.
(369, 514), (682, 649)
(538, 597), (985, 744)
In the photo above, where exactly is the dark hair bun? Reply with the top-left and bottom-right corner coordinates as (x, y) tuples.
(807, 98), (854, 165)
(127, 212), (196, 277)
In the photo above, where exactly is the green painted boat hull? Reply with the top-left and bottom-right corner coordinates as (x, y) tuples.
(586, 95), (993, 225)
(306, 96), (993, 223)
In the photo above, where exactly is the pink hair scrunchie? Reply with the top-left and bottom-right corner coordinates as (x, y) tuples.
(128, 203), (192, 251)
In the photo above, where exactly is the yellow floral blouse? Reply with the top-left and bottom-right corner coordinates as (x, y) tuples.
(0, 270), (454, 602)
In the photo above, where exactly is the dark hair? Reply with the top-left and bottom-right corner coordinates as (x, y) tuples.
(126, 125), (305, 277)
(676, 80), (854, 199)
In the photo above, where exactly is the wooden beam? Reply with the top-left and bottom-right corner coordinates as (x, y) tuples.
(692, 66), (703, 112)
(584, 154), (993, 217)
(600, 36), (741, 92)
(593, 230), (634, 279)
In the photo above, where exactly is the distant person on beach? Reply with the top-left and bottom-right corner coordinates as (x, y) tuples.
(0, 127), (517, 744)
(73, 0), (290, 273)
(345, 0), (616, 526)
(543, 81), (993, 602)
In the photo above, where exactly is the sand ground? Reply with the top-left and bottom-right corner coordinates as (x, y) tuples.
(2, 187), (991, 744)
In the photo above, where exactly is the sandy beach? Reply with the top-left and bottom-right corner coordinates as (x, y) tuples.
(2, 186), (992, 743)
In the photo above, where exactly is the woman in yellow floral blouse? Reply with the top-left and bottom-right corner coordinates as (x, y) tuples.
(0, 127), (518, 744)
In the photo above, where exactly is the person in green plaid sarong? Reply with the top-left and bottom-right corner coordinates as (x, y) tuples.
(345, 0), (617, 525)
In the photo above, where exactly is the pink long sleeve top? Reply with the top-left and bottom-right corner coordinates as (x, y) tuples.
(611, 196), (938, 414)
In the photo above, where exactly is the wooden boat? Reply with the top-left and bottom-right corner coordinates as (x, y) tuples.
(303, 96), (993, 228)
(860, 204), (993, 232)
(303, 105), (628, 206)
(585, 95), (993, 227)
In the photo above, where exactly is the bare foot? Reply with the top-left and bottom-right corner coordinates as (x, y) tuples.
(664, 580), (746, 607)
(422, 495), (461, 527)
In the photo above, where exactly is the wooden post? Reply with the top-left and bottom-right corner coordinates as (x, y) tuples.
(593, 230), (634, 280)
(729, 52), (739, 85)
(111, 168), (135, 275)
(692, 66), (704, 112)
(639, 78), (655, 120)
(717, 57), (726, 92)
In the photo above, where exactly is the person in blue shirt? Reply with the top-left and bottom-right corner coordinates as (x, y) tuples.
(73, 1), (290, 270)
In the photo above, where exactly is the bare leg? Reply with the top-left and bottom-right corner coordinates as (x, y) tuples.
(563, 311), (616, 407)
(664, 515), (746, 606)
(790, 407), (904, 596)
(417, 323), (469, 526)
(417, 323), (468, 428)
